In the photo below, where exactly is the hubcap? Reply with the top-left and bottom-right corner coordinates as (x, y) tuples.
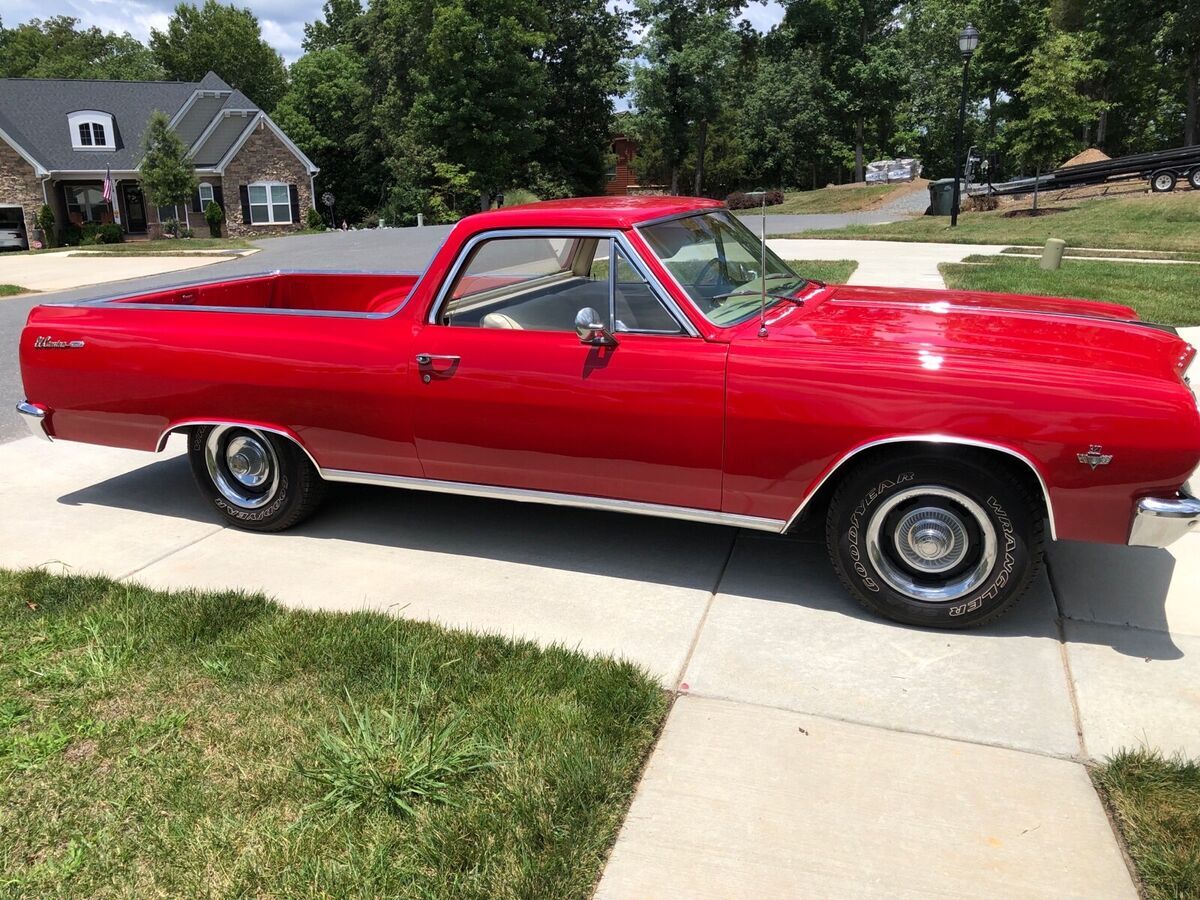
(864, 486), (998, 603)
(203, 425), (280, 509)
(1155, 175), (1173, 190)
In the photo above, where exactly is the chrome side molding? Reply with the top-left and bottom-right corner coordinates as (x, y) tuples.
(320, 467), (786, 532)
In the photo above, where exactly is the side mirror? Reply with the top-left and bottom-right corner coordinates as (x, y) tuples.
(575, 307), (618, 346)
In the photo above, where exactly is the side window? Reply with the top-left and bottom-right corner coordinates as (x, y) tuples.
(437, 234), (685, 335)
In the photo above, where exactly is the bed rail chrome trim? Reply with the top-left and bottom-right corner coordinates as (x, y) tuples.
(320, 468), (785, 531)
(16, 401), (52, 442)
(156, 419), (321, 471)
(782, 434), (1058, 540)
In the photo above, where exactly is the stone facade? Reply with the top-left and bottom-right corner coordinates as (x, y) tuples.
(0, 139), (45, 243)
(221, 123), (313, 236)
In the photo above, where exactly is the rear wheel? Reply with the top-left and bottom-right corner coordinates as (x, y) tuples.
(187, 424), (326, 531)
(1151, 170), (1178, 193)
(825, 453), (1043, 628)
(1189, 168), (1200, 190)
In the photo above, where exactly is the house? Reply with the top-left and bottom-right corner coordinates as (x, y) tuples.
(0, 71), (318, 244)
(605, 135), (638, 196)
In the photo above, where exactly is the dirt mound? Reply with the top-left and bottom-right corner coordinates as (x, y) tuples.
(1061, 147), (1111, 168)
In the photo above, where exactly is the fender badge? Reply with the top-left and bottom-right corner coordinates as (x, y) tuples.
(1077, 445), (1113, 470)
(34, 336), (84, 349)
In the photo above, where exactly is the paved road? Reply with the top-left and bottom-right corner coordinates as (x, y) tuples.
(0, 225), (453, 444)
(735, 210), (905, 236)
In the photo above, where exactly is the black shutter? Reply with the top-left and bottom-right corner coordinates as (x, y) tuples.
(239, 185), (251, 224)
(192, 189), (202, 213)
(288, 184), (300, 224)
(213, 186), (224, 212)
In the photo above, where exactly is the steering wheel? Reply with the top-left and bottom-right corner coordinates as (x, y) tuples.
(694, 258), (721, 286)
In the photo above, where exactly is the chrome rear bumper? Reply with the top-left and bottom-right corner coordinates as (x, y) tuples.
(15, 401), (52, 442)
(1129, 493), (1200, 548)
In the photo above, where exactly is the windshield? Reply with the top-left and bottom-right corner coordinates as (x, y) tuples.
(639, 210), (807, 326)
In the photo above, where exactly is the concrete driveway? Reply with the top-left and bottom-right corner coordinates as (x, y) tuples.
(2, 433), (1196, 896)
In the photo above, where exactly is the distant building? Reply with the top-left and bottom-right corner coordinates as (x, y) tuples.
(605, 135), (638, 195)
(0, 71), (318, 245)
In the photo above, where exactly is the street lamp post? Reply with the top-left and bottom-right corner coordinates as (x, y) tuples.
(950, 24), (979, 227)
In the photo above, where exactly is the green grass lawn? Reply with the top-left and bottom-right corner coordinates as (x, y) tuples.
(1093, 750), (1200, 899)
(785, 259), (859, 284)
(940, 255), (1200, 326)
(765, 184), (904, 214)
(0, 568), (666, 897)
(66, 237), (253, 255)
(0, 284), (31, 297)
(798, 193), (1200, 253)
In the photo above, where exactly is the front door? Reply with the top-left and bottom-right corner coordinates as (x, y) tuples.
(121, 183), (147, 233)
(411, 233), (726, 511)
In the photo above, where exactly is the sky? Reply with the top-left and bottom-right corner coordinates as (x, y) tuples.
(0, 0), (786, 65)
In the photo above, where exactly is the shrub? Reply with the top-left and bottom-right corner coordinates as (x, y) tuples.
(36, 205), (56, 248)
(305, 207), (325, 230)
(61, 224), (83, 246)
(725, 190), (785, 210)
(96, 224), (123, 244)
(204, 200), (224, 238)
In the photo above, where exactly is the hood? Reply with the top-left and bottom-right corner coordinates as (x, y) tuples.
(740, 283), (1194, 383)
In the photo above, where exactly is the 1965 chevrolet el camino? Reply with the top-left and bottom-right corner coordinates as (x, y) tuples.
(16, 197), (1200, 628)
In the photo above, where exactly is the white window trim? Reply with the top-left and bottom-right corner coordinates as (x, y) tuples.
(67, 110), (115, 151)
(247, 181), (293, 225)
(198, 182), (215, 207)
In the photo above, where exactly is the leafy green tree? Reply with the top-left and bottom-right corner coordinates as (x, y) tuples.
(302, 0), (365, 52)
(631, 0), (744, 195)
(1008, 28), (1106, 205)
(139, 111), (198, 216)
(1160, 2), (1200, 145)
(274, 47), (377, 222)
(405, 0), (549, 211)
(0, 16), (163, 79)
(151, 1), (288, 111)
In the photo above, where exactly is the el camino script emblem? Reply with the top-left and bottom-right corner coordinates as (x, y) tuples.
(34, 336), (85, 349)
(1077, 445), (1113, 470)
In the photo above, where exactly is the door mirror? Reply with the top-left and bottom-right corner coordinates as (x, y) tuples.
(575, 307), (617, 346)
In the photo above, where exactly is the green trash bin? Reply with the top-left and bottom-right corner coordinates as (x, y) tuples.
(927, 178), (957, 216)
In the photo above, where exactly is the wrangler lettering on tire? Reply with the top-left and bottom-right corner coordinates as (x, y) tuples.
(825, 452), (1043, 628)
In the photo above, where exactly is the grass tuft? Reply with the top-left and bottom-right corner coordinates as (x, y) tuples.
(299, 694), (492, 816)
(0, 284), (31, 297)
(1093, 749), (1200, 899)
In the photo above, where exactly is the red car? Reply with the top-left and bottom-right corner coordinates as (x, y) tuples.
(17, 197), (1200, 628)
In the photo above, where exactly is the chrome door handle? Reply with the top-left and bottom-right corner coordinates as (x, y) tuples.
(416, 353), (460, 366)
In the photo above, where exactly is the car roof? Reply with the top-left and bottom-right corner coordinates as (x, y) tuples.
(459, 195), (724, 231)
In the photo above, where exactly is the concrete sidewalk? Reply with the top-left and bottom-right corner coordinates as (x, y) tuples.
(0, 249), (233, 293)
(769, 237), (1007, 289)
(3, 435), (1197, 895)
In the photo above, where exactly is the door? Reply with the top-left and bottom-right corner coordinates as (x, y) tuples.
(411, 232), (727, 511)
(121, 183), (147, 233)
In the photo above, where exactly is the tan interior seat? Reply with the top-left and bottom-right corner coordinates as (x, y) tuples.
(481, 312), (524, 329)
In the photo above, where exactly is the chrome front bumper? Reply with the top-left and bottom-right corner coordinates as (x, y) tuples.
(1129, 493), (1200, 548)
(15, 401), (52, 442)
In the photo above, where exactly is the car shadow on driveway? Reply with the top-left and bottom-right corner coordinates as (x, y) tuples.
(56, 454), (1182, 660)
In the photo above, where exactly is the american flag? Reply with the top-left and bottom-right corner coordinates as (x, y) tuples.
(102, 166), (113, 203)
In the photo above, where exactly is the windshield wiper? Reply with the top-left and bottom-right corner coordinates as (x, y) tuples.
(712, 289), (807, 305)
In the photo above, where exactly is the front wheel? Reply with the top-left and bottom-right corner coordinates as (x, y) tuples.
(1151, 170), (1177, 193)
(1188, 168), (1200, 191)
(187, 425), (326, 531)
(825, 453), (1043, 628)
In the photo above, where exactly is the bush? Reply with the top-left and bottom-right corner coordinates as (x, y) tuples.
(78, 223), (123, 245)
(61, 224), (82, 247)
(725, 190), (785, 210)
(305, 207), (325, 230)
(204, 200), (224, 238)
(36, 204), (56, 248)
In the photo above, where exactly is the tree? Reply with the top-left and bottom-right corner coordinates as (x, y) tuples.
(1160, 2), (1200, 145)
(405, 0), (549, 211)
(631, 0), (743, 194)
(1008, 28), (1105, 207)
(0, 16), (163, 79)
(139, 111), (198, 223)
(537, 0), (629, 195)
(274, 47), (377, 222)
(151, 1), (288, 111)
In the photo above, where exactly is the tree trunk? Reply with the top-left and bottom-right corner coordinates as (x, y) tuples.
(1032, 165), (1041, 213)
(1187, 56), (1199, 146)
(670, 166), (679, 195)
(1097, 109), (1108, 148)
(479, 191), (491, 212)
(854, 116), (865, 183)
(693, 119), (708, 197)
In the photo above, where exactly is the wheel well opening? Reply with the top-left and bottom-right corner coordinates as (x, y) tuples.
(789, 442), (1050, 534)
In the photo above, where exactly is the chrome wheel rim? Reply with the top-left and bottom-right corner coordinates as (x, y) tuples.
(204, 425), (280, 509)
(864, 486), (997, 603)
